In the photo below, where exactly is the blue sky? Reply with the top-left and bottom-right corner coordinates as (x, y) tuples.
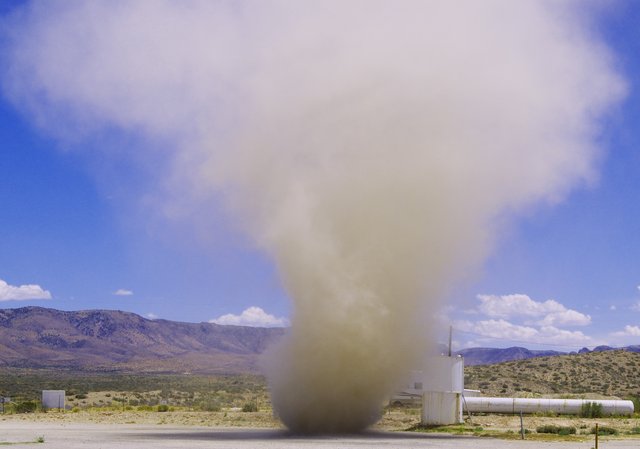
(1, 1), (640, 350)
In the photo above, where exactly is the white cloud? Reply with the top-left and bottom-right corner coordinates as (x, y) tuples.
(454, 318), (592, 347)
(631, 300), (640, 312)
(538, 309), (591, 327)
(610, 305), (617, 311)
(449, 293), (595, 348)
(114, 289), (133, 296)
(612, 325), (640, 337)
(145, 313), (158, 320)
(477, 294), (591, 326)
(210, 307), (289, 328)
(456, 319), (538, 341)
(0, 279), (52, 301)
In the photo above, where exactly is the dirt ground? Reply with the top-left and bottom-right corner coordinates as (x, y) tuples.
(1, 421), (640, 449)
(2, 408), (640, 433)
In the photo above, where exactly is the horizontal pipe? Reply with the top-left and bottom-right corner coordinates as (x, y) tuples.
(463, 397), (634, 416)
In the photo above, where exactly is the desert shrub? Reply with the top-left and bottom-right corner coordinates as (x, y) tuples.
(628, 427), (640, 434)
(580, 401), (603, 418)
(75, 394), (87, 400)
(590, 425), (618, 435)
(200, 400), (221, 412)
(137, 405), (153, 411)
(241, 401), (258, 412)
(14, 401), (38, 413)
(156, 404), (169, 412)
(536, 425), (576, 435)
(533, 410), (558, 418)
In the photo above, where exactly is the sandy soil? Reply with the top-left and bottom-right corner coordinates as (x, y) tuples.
(2, 408), (639, 434)
(0, 408), (420, 432)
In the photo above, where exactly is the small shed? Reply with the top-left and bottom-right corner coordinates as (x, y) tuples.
(42, 390), (65, 410)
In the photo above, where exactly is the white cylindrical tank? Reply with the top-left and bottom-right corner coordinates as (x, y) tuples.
(423, 355), (464, 393)
(463, 397), (634, 416)
(421, 356), (465, 425)
(423, 391), (462, 425)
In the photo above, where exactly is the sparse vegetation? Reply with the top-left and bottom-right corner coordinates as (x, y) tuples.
(591, 425), (618, 436)
(464, 350), (640, 398)
(0, 368), (269, 411)
(242, 401), (258, 412)
(579, 401), (603, 418)
(536, 425), (576, 435)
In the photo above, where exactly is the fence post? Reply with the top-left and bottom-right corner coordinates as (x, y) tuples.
(519, 410), (524, 440)
(595, 422), (598, 449)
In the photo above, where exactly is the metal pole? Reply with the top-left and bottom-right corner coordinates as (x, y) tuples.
(595, 423), (599, 449)
(448, 326), (452, 357)
(519, 410), (524, 440)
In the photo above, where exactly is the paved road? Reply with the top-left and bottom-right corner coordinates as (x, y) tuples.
(1, 423), (638, 449)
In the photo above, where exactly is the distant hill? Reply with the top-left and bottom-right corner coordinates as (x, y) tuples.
(0, 306), (284, 374)
(458, 345), (640, 366)
(457, 346), (565, 366)
(464, 349), (640, 398)
(2, 306), (638, 377)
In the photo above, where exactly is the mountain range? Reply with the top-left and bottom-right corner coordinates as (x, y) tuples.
(0, 306), (638, 372)
(0, 306), (283, 374)
(458, 344), (640, 365)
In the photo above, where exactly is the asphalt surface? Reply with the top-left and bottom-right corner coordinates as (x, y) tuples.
(1, 423), (639, 449)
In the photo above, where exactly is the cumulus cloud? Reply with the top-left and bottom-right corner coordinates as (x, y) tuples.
(210, 307), (289, 328)
(450, 293), (594, 348)
(612, 325), (640, 337)
(455, 318), (592, 347)
(145, 312), (158, 320)
(114, 289), (133, 296)
(0, 279), (52, 301)
(478, 294), (591, 326)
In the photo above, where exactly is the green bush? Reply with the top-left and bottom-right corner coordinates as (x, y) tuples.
(590, 425), (618, 436)
(580, 402), (603, 418)
(241, 401), (258, 412)
(200, 400), (221, 412)
(628, 427), (640, 435)
(156, 404), (169, 412)
(536, 425), (576, 435)
(14, 401), (38, 414)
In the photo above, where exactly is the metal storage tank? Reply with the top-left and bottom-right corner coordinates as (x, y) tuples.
(421, 355), (464, 425)
(463, 397), (634, 416)
(422, 355), (464, 393)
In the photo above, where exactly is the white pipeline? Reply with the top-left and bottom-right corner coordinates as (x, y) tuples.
(463, 397), (634, 416)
